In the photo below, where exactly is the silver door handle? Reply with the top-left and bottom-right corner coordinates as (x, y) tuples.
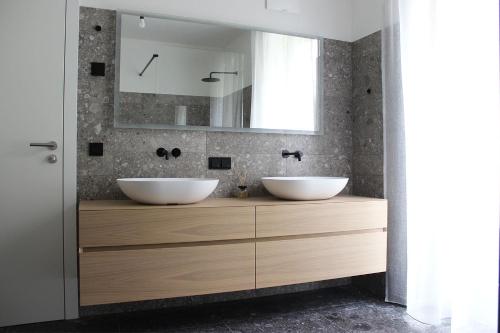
(29, 141), (58, 150)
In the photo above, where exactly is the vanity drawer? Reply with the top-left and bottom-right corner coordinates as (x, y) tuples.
(256, 201), (387, 238)
(79, 242), (255, 305)
(79, 206), (255, 247)
(256, 231), (387, 288)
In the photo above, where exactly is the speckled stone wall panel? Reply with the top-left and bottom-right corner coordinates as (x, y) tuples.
(351, 31), (384, 199)
(118, 92), (210, 126)
(115, 92), (210, 126)
(78, 8), (208, 199)
(351, 31), (385, 297)
(77, 7), (354, 200)
(118, 88), (251, 128)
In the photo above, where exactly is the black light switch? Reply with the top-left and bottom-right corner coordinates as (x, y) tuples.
(208, 157), (221, 169)
(208, 157), (231, 170)
(90, 62), (105, 76)
(88, 142), (103, 156)
(221, 157), (231, 169)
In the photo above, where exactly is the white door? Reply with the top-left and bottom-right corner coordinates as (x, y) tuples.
(0, 0), (67, 326)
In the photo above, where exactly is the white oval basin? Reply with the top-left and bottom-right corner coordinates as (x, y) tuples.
(117, 178), (219, 205)
(261, 176), (348, 200)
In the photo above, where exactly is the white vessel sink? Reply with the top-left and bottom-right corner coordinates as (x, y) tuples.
(261, 176), (348, 200)
(117, 178), (219, 205)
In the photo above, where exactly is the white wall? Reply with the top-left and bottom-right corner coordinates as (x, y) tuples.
(351, 0), (384, 41)
(121, 38), (216, 96)
(120, 37), (252, 97)
(79, 0), (353, 41)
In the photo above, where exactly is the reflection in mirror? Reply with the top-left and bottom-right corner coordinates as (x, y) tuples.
(252, 32), (319, 131)
(115, 14), (321, 133)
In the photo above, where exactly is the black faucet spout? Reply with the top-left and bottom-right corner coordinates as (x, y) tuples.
(156, 148), (169, 160)
(282, 150), (303, 161)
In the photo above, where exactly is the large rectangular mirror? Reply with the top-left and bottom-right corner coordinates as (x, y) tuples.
(115, 13), (322, 134)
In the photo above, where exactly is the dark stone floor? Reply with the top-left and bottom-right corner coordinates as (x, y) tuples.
(1, 286), (449, 333)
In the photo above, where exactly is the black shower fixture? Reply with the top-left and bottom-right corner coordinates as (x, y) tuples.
(201, 71), (238, 83)
(139, 54), (158, 76)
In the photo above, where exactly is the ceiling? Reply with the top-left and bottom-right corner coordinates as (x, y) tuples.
(121, 14), (248, 49)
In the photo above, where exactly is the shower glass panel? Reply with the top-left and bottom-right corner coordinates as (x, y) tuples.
(114, 13), (322, 134)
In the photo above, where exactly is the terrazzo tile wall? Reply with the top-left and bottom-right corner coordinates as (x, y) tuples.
(117, 92), (211, 126)
(351, 31), (386, 297)
(77, 7), (354, 200)
(118, 87), (252, 128)
(351, 31), (384, 199)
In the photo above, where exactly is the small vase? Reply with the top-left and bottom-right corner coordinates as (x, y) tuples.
(237, 185), (249, 199)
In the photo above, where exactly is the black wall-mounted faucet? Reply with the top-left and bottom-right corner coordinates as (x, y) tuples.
(157, 147), (182, 160)
(157, 148), (169, 160)
(282, 150), (303, 161)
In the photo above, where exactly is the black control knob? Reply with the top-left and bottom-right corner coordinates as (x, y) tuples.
(171, 148), (181, 159)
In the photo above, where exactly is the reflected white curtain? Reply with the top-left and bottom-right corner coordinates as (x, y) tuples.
(251, 31), (318, 131)
(384, 0), (500, 331)
(210, 51), (245, 128)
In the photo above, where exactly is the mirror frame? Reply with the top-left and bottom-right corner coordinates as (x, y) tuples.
(114, 11), (324, 135)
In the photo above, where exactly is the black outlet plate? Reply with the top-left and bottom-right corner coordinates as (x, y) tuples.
(208, 157), (231, 170)
(88, 142), (103, 156)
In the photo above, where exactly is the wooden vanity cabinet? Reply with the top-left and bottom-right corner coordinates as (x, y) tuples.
(256, 200), (387, 237)
(256, 232), (387, 288)
(79, 196), (387, 306)
(79, 242), (255, 306)
(79, 205), (255, 247)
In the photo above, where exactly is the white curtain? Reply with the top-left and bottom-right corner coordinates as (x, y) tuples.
(251, 31), (318, 131)
(209, 51), (245, 128)
(384, 0), (500, 331)
(383, 0), (407, 306)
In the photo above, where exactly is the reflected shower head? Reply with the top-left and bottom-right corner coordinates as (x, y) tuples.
(201, 71), (238, 83)
(201, 77), (220, 83)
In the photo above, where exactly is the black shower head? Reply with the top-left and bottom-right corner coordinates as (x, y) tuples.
(201, 71), (238, 83)
(201, 77), (220, 82)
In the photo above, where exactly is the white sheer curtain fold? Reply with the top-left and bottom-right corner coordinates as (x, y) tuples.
(251, 31), (318, 131)
(384, 0), (500, 331)
(209, 51), (245, 128)
(382, 0), (407, 306)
